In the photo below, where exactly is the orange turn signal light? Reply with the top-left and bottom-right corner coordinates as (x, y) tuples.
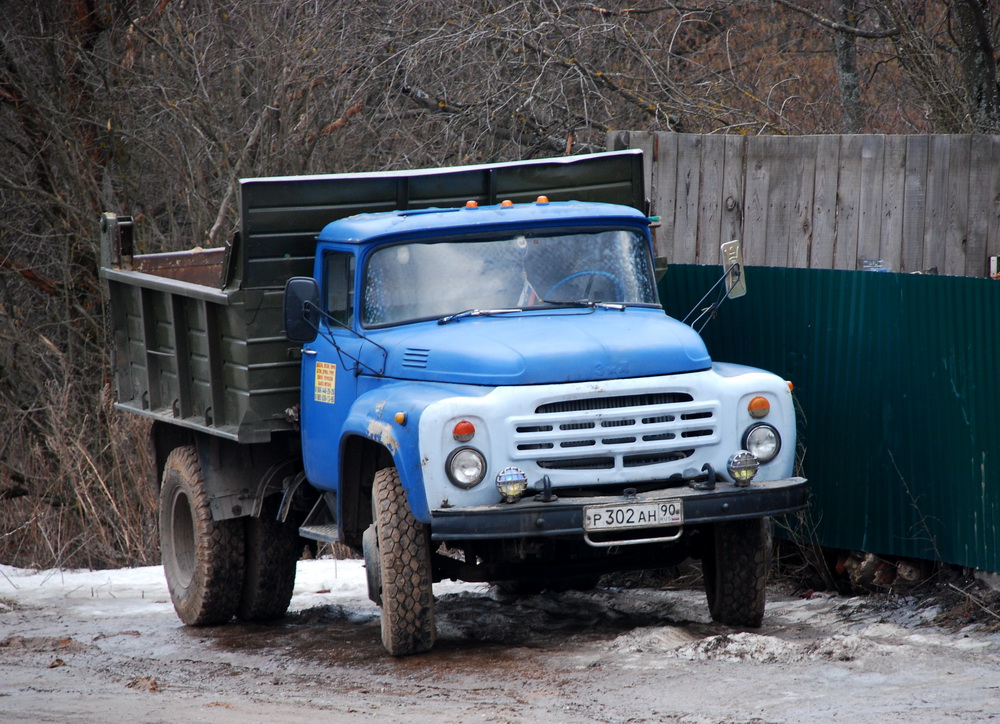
(748, 396), (770, 419)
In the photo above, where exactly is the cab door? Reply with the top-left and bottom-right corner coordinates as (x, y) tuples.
(300, 249), (363, 491)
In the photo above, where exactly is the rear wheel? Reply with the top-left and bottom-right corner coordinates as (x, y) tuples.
(159, 445), (244, 625)
(703, 518), (770, 628)
(372, 467), (435, 655)
(237, 495), (300, 622)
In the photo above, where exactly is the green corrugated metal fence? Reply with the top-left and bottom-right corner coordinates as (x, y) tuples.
(661, 265), (1000, 574)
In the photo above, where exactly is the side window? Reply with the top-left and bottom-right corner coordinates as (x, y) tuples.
(324, 251), (355, 327)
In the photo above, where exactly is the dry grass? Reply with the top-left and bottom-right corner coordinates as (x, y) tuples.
(0, 380), (158, 570)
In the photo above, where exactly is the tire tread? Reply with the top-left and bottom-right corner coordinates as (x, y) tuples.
(704, 518), (769, 628)
(237, 495), (299, 622)
(373, 467), (435, 655)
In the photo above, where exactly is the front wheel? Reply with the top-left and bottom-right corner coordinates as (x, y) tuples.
(159, 445), (245, 625)
(372, 467), (436, 655)
(702, 518), (770, 628)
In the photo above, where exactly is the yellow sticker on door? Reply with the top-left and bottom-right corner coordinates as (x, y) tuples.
(315, 362), (336, 404)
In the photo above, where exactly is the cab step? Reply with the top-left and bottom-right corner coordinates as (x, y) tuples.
(298, 494), (339, 543)
(298, 523), (341, 543)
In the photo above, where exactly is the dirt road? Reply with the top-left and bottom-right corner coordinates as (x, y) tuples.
(1, 560), (998, 723)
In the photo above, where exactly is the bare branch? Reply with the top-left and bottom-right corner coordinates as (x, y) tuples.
(773, 0), (898, 39)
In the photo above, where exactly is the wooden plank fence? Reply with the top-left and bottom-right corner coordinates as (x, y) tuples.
(608, 132), (1000, 278)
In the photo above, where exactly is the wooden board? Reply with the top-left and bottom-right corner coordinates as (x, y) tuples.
(622, 132), (1000, 278)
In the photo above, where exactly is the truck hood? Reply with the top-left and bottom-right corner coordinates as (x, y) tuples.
(372, 308), (711, 385)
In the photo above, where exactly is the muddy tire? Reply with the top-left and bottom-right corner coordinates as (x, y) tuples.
(159, 445), (245, 625)
(237, 495), (300, 622)
(372, 467), (435, 656)
(703, 518), (770, 628)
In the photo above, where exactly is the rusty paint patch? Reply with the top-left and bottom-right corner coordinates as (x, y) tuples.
(367, 419), (398, 454)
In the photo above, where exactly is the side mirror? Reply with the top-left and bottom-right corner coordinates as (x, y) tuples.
(284, 277), (321, 343)
(720, 240), (746, 299)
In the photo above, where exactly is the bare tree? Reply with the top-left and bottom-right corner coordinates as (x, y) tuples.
(776, 0), (1000, 134)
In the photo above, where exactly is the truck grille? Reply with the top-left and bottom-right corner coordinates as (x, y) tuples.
(510, 391), (718, 473)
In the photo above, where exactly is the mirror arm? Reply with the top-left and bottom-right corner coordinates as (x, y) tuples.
(302, 301), (389, 377)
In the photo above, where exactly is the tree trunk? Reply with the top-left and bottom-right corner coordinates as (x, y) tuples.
(835, 0), (864, 133)
(952, 0), (1000, 133)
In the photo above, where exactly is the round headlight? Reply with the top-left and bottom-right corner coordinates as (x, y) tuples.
(743, 423), (780, 463)
(446, 447), (487, 489)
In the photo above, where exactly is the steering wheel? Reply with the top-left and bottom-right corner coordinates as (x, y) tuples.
(546, 270), (625, 301)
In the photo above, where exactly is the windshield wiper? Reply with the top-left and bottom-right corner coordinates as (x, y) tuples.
(538, 299), (626, 311)
(438, 308), (523, 325)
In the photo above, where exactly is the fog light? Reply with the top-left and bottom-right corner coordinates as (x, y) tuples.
(446, 447), (487, 489)
(728, 450), (759, 487)
(495, 466), (528, 503)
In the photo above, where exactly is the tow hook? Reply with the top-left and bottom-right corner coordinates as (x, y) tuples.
(534, 474), (558, 502)
(689, 463), (717, 491)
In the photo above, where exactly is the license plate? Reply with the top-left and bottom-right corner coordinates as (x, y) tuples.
(583, 499), (683, 532)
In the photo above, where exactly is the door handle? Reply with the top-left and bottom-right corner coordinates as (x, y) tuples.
(302, 348), (318, 356)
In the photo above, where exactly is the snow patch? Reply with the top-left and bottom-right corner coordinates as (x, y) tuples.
(610, 625), (701, 653)
(665, 631), (898, 664)
(668, 632), (800, 662)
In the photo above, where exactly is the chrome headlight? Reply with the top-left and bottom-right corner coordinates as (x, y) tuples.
(446, 447), (487, 489)
(743, 423), (780, 463)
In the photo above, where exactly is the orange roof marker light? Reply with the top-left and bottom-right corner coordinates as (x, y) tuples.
(465, 200), (479, 208)
(500, 199), (514, 207)
(535, 195), (550, 204)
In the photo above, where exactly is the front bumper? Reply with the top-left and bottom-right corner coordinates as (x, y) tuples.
(429, 476), (807, 541)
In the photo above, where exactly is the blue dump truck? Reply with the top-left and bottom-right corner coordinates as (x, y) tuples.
(100, 150), (806, 655)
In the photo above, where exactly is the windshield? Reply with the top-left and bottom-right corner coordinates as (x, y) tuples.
(361, 229), (658, 326)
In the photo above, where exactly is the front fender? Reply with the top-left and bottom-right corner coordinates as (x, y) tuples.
(343, 381), (493, 522)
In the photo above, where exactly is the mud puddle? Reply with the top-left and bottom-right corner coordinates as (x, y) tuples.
(201, 586), (713, 675)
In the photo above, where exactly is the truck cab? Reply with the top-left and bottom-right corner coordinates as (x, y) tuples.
(285, 197), (805, 655)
